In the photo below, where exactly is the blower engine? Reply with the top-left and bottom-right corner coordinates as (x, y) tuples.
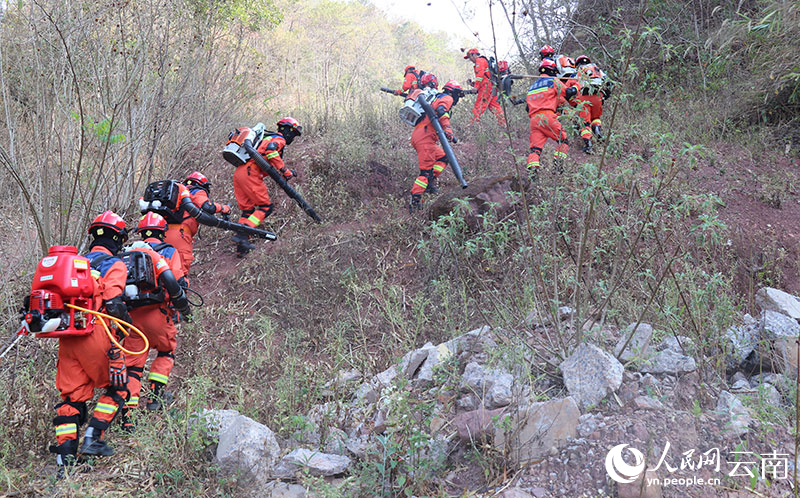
(121, 245), (164, 308)
(399, 88), (438, 127)
(222, 123), (267, 166)
(23, 246), (95, 338)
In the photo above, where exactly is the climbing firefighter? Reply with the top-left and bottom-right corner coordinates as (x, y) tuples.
(232, 117), (302, 256)
(520, 59), (577, 182)
(539, 44), (556, 61)
(394, 65), (425, 95)
(161, 171), (230, 277)
(409, 76), (464, 212)
(49, 211), (132, 475)
(121, 213), (191, 427)
(464, 48), (506, 126)
(497, 60), (514, 99)
(574, 55), (610, 153)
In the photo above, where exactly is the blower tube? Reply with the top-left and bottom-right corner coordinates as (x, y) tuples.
(417, 97), (468, 189)
(242, 140), (323, 223)
(180, 198), (277, 240)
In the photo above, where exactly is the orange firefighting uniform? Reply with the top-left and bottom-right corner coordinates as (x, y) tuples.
(410, 92), (454, 198)
(575, 64), (605, 139)
(123, 242), (184, 409)
(53, 246), (129, 451)
(162, 183), (194, 276)
(399, 69), (421, 93)
(526, 76), (570, 171)
(470, 56), (505, 125)
(233, 133), (293, 228)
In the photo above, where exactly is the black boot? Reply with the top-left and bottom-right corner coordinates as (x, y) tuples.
(409, 194), (422, 214)
(592, 124), (603, 141)
(51, 439), (78, 479)
(145, 381), (173, 411)
(119, 407), (135, 434)
(232, 233), (255, 258)
(425, 177), (439, 194)
(554, 159), (565, 175)
(80, 426), (113, 456)
(527, 167), (539, 183)
(582, 138), (593, 154)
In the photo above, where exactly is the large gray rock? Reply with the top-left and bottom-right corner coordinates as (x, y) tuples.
(210, 411), (281, 485)
(560, 343), (624, 411)
(263, 481), (309, 498)
(640, 349), (697, 375)
(756, 287), (800, 320)
(273, 448), (352, 478)
(192, 409), (242, 438)
(459, 362), (516, 409)
(416, 343), (452, 386)
(614, 323), (654, 361)
(453, 407), (506, 442)
(726, 314), (760, 363)
(493, 396), (580, 465)
(762, 310), (800, 340)
(716, 390), (751, 437)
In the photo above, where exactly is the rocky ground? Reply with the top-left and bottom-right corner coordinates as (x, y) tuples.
(186, 285), (799, 497)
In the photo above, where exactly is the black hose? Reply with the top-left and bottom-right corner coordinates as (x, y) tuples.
(184, 286), (204, 307)
(242, 140), (322, 223)
(417, 97), (468, 189)
(180, 198), (277, 239)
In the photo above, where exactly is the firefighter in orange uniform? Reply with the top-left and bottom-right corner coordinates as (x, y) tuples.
(522, 59), (577, 182)
(121, 213), (190, 428)
(539, 44), (556, 61)
(395, 65), (424, 94)
(464, 48), (506, 125)
(51, 212), (131, 475)
(409, 76), (464, 212)
(162, 172), (230, 277)
(574, 55), (609, 153)
(232, 117), (302, 256)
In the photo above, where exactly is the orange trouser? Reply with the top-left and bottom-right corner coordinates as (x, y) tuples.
(472, 84), (506, 125)
(53, 329), (128, 448)
(233, 164), (272, 228)
(574, 94), (603, 139)
(165, 224), (194, 276)
(527, 111), (569, 169)
(124, 305), (178, 408)
(410, 124), (448, 196)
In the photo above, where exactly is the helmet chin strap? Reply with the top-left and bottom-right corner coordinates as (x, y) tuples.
(90, 236), (122, 254)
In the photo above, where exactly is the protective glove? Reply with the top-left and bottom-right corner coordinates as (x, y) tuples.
(107, 347), (127, 389)
(394, 89), (403, 95)
(220, 204), (231, 214)
(172, 294), (191, 318)
(445, 131), (458, 144)
(283, 169), (296, 180)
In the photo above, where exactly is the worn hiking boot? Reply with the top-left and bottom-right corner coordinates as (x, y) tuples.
(409, 194), (422, 214)
(425, 180), (439, 194)
(582, 138), (593, 154)
(79, 427), (113, 457)
(145, 391), (174, 411)
(527, 167), (539, 184)
(592, 124), (603, 141)
(232, 233), (255, 258)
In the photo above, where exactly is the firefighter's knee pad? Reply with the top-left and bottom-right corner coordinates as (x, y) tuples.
(530, 146), (543, 154)
(435, 154), (449, 165)
(55, 399), (88, 425)
(156, 350), (175, 359)
(127, 366), (144, 382)
(255, 204), (273, 218)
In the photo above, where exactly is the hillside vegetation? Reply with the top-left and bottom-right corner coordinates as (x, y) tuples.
(0, 0), (799, 496)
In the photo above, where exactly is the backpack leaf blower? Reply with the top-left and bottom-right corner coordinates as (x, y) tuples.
(139, 180), (278, 239)
(223, 126), (322, 223)
(416, 96), (468, 189)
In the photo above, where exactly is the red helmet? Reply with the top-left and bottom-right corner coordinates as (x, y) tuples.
(539, 45), (555, 58)
(277, 117), (302, 136)
(443, 80), (462, 93)
(89, 210), (127, 239)
(463, 48), (479, 59)
(184, 171), (211, 192)
(420, 73), (438, 89)
(575, 55), (591, 66)
(497, 60), (510, 73)
(539, 59), (558, 76)
(404, 65), (416, 73)
(137, 212), (167, 236)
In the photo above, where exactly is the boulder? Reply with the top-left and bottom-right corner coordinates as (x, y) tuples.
(614, 323), (654, 361)
(487, 372), (515, 408)
(560, 343), (624, 411)
(352, 383), (378, 404)
(640, 349), (697, 375)
(416, 343), (452, 386)
(762, 310), (800, 340)
(212, 411), (281, 485)
(263, 481), (309, 498)
(493, 396), (580, 465)
(633, 396), (665, 411)
(191, 408), (242, 438)
(453, 407), (506, 442)
(756, 287), (800, 320)
(716, 390), (751, 437)
(400, 343), (432, 378)
(427, 174), (528, 228)
(770, 337), (800, 374)
(726, 315), (760, 362)
(658, 335), (694, 354)
(321, 369), (362, 396)
(459, 362), (516, 409)
(273, 448), (351, 478)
